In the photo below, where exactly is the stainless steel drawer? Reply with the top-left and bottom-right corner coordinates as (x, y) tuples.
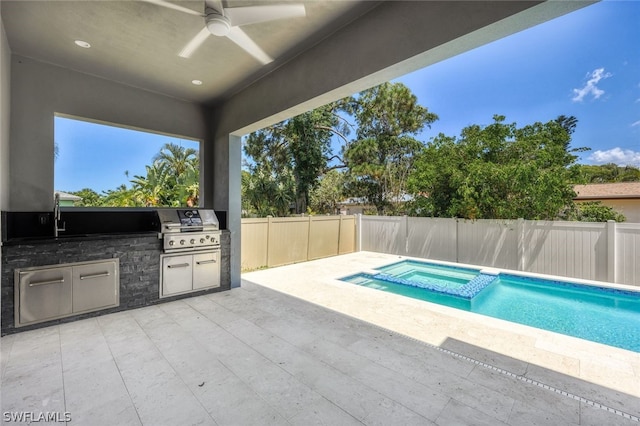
(72, 260), (118, 313)
(17, 267), (73, 325)
(160, 250), (221, 298)
(15, 259), (120, 327)
(161, 254), (193, 297)
(193, 251), (220, 290)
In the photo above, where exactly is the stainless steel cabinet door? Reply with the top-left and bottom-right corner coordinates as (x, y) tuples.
(18, 267), (73, 325)
(72, 260), (118, 313)
(161, 254), (193, 297)
(193, 251), (220, 290)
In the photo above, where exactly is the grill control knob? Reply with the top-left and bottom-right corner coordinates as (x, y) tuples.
(180, 240), (185, 245)
(190, 239), (195, 244)
(169, 240), (175, 246)
(200, 238), (205, 243)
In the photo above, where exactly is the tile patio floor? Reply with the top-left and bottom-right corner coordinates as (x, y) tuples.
(1, 252), (639, 425)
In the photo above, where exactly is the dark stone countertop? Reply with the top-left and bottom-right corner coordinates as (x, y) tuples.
(1, 232), (159, 246)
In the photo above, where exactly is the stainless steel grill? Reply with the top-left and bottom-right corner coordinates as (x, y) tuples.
(157, 209), (222, 298)
(157, 209), (221, 253)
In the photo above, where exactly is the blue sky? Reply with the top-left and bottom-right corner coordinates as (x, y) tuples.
(57, 1), (639, 193)
(393, 0), (640, 166)
(54, 117), (199, 193)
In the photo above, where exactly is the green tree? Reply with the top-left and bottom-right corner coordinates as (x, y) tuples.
(69, 188), (103, 206)
(241, 170), (255, 216)
(577, 163), (640, 183)
(309, 170), (346, 214)
(288, 108), (348, 213)
(101, 184), (141, 207)
(243, 102), (350, 215)
(407, 115), (587, 220)
(151, 143), (200, 206)
(242, 161), (295, 217)
(123, 143), (200, 207)
(617, 166), (640, 182)
(153, 143), (199, 176)
(130, 163), (169, 206)
(243, 128), (295, 216)
(343, 82), (438, 215)
(566, 201), (626, 222)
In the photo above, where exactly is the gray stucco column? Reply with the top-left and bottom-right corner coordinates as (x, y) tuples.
(227, 135), (242, 288)
(211, 105), (242, 289)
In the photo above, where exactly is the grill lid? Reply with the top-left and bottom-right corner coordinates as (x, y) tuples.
(157, 209), (219, 233)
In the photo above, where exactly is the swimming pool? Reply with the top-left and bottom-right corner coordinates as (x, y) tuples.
(341, 260), (640, 352)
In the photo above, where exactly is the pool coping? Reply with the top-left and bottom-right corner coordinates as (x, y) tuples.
(342, 270), (499, 300)
(387, 256), (640, 294)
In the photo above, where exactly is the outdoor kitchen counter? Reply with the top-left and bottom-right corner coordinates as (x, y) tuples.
(1, 230), (231, 335)
(1, 231), (159, 246)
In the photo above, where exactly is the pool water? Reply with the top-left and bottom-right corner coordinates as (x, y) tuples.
(474, 275), (640, 352)
(342, 260), (640, 352)
(377, 260), (478, 290)
(344, 261), (497, 300)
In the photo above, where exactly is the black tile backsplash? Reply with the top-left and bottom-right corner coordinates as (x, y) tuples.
(60, 210), (159, 235)
(2, 209), (227, 242)
(1, 211), (55, 240)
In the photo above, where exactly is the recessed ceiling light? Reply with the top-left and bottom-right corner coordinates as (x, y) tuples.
(74, 40), (91, 48)
(191, 80), (203, 86)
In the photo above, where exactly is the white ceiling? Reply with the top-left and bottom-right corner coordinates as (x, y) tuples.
(1, 0), (379, 104)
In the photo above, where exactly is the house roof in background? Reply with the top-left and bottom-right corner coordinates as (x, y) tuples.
(573, 182), (640, 200)
(54, 191), (82, 201)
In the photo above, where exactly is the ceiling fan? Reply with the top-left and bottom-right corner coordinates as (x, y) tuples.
(144, 0), (306, 64)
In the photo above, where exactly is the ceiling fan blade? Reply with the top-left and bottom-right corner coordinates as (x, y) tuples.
(205, 0), (223, 14)
(225, 4), (306, 27)
(179, 27), (211, 58)
(226, 27), (273, 65)
(142, 0), (204, 17)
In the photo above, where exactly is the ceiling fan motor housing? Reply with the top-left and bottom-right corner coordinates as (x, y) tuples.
(206, 11), (231, 37)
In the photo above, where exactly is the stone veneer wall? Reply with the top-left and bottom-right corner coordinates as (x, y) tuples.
(1, 230), (231, 335)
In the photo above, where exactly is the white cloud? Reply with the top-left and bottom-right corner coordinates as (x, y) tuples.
(588, 148), (640, 166)
(572, 68), (612, 102)
(632, 120), (640, 127)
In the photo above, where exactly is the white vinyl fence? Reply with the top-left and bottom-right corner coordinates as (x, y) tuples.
(358, 215), (640, 286)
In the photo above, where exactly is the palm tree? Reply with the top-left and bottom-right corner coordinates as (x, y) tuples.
(153, 143), (198, 176)
(101, 185), (140, 207)
(130, 163), (169, 206)
(146, 142), (200, 206)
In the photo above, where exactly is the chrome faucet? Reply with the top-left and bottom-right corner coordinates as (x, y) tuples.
(53, 192), (65, 237)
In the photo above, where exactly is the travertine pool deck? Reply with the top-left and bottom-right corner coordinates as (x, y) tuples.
(1, 251), (638, 425)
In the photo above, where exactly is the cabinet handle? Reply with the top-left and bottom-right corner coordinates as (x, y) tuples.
(196, 260), (216, 265)
(167, 263), (190, 269)
(79, 272), (110, 280)
(28, 278), (65, 287)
